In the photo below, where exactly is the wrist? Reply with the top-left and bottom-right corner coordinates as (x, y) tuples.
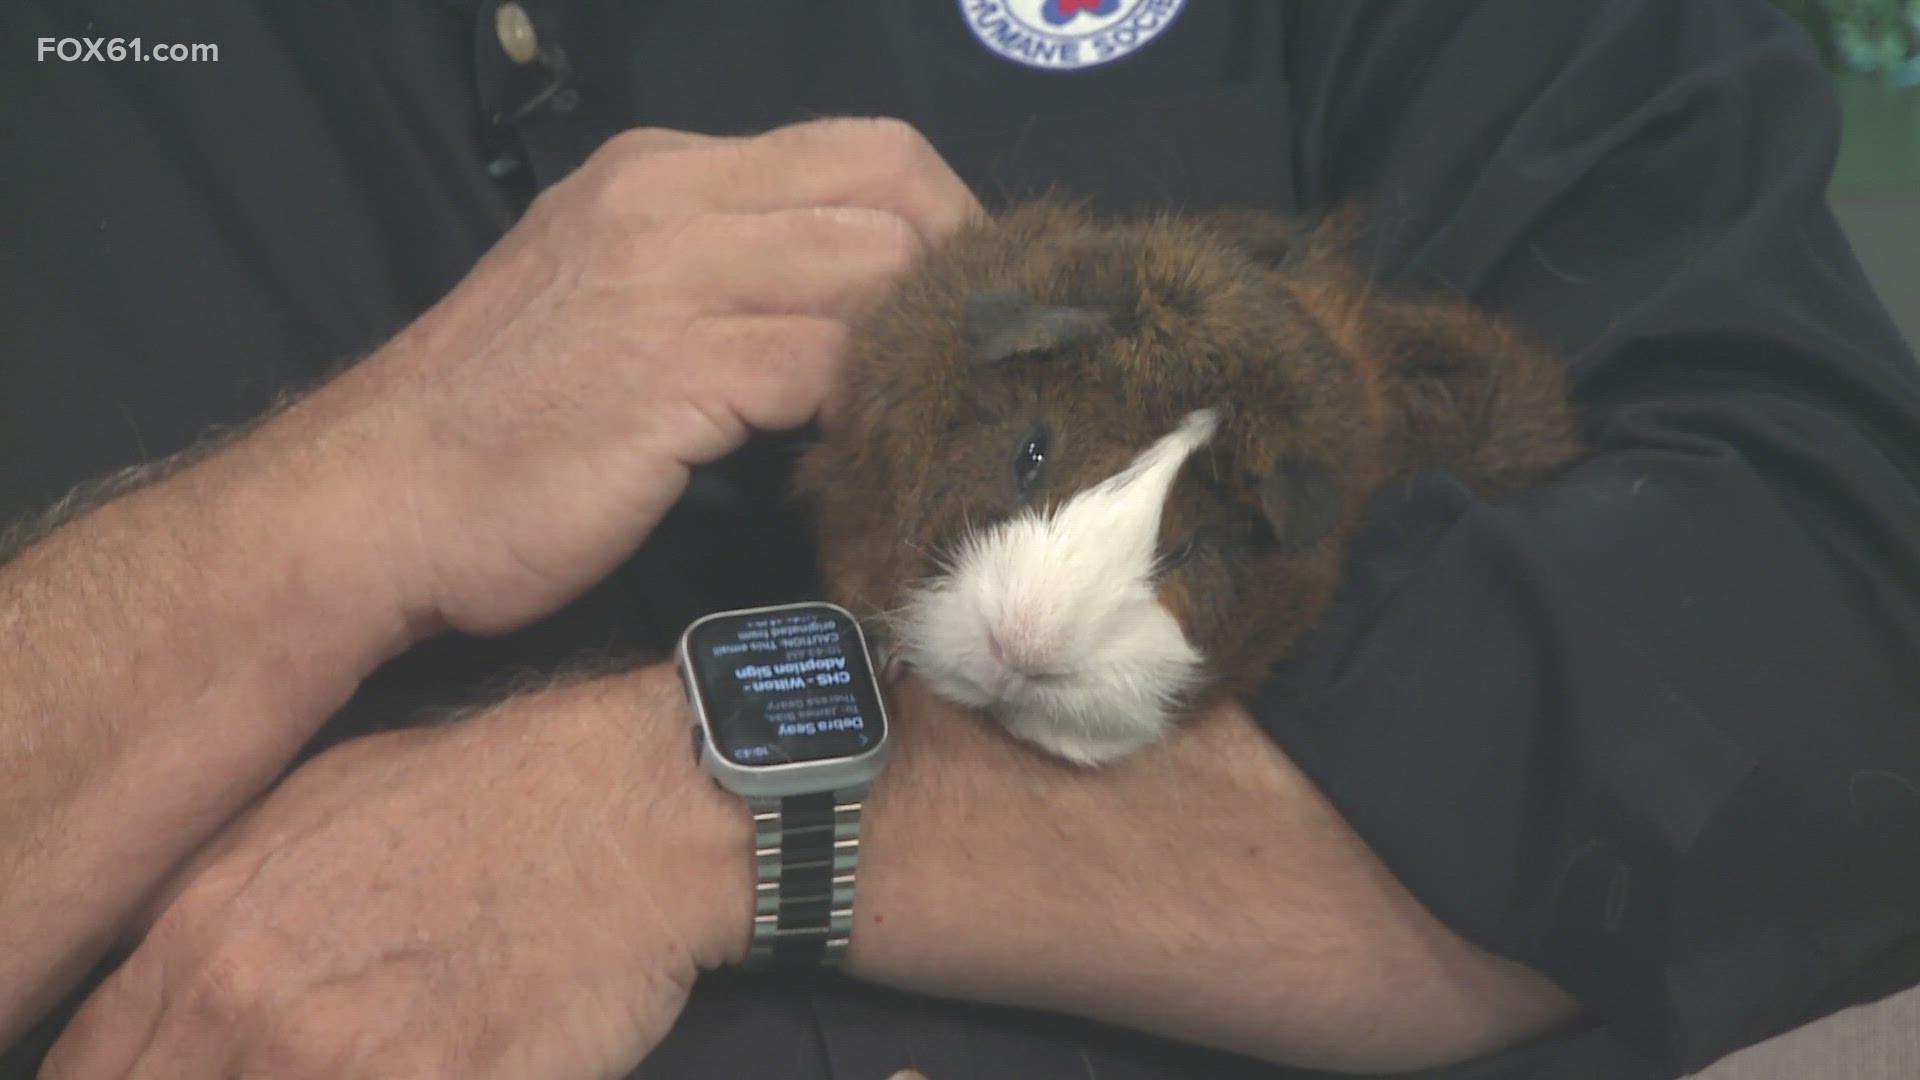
(238, 352), (457, 642)
(571, 662), (757, 972)
(16, 412), (429, 747)
(0, 398), (437, 1020)
(173, 403), (434, 671)
(843, 677), (1084, 992)
(846, 677), (1578, 1072)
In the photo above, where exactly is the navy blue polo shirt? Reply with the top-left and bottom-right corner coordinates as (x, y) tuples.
(4, 2), (1919, 1077)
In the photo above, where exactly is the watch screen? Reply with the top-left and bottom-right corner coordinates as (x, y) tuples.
(686, 605), (886, 768)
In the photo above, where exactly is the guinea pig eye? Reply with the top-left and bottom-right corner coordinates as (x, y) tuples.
(1155, 519), (1254, 579)
(1010, 424), (1052, 498)
(1156, 536), (1199, 576)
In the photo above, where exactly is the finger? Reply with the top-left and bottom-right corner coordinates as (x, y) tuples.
(635, 207), (925, 320)
(695, 314), (855, 434)
(818, 364), (857, 431)
(754, 116), (989, 241)
(667, 316), (852, 464)
(598, 116), (985, 246)
(39, 952), (170, 1080)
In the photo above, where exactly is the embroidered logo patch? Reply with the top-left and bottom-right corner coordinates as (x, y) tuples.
(961, 0), (1187, 72)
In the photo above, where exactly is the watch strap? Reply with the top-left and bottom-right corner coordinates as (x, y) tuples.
(746, 785), (866, 968)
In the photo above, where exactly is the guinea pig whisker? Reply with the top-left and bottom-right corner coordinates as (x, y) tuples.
(868, 598), (918, 631)
(906, 537), (963, 577)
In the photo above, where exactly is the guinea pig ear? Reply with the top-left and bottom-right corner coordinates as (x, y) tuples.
(964, 291), (1111, 364)
(1259, 459), (1346, 552)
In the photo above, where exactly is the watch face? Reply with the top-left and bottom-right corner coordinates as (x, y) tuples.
(684, 604), (886, 769)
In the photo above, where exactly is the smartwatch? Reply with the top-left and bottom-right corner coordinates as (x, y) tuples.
(676, 601), (891, 970)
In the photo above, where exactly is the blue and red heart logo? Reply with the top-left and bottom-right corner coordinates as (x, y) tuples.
(1042, 0), (1120, 25)
(962, 0), (1188, 72)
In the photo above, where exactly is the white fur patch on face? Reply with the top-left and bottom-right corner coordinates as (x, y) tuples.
(897, 409), (1219, 764)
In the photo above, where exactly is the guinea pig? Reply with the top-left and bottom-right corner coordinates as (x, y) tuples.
(792, 198), (1581, 765)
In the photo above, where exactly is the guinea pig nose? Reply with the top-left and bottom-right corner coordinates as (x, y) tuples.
(987, 631), (1013, 667)
(987, 624), (1065, 677)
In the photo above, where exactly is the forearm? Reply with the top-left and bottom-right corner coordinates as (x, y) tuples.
(0, 402), (418, 1040)
(847, 679), (1579, 1073)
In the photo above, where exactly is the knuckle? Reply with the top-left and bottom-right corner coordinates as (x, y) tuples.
(847, 116), (936, 161)
(603, 126), (685, 160)
(853, 118), (944, 184)
(795, 207), (922, 273)
(539, 157), (620, 220)
(577, 155), (649, 215)
(867, 212), (925, 273)
(838, 207), (925, 271)
(574, 140), (691, 215)
(823, 119), (973, 239)
(783, 116), (939, 183)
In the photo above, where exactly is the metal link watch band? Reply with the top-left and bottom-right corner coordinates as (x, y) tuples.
(745, 786), (867, 969)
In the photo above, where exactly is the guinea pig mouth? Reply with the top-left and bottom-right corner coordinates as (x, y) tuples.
(975, 664), (1074, 702)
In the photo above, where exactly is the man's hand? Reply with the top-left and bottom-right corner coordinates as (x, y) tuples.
(285, 117), (982, 637)
(852, 677), (1582, 1073)
(39, 664), (749, 1080)
(0, 115), (979, 1043)
(37, 661), (1574, 1079)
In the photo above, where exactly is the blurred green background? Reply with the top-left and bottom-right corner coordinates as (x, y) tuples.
(1772, 0), (1918, 359)
(1774, 0), (1920, 196)
(1834, 75), (1920, 197)
(1776, 0), (1920, 87)
(1689, 18), (1919, 1080)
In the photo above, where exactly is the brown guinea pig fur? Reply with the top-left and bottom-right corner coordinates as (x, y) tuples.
(792, 198), (1581, 765)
